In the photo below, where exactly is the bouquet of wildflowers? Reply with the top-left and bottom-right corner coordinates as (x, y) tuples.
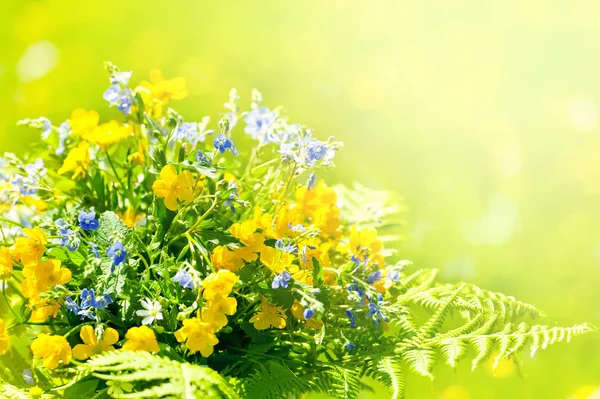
(0, 63), (594, 399)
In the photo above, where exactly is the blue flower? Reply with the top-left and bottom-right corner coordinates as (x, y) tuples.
(244, 106), (276, 141)
(306, 140), (327, 163)
(55, 219), (80, 252)
(196, 150), (210, 164)
(77, 308), (97, 320)
(110, 71), (132, 85)
(387, 270), (400, 283)
(107, 242), (127, 267)
(367, 270), (382, 284)
(275, 239), (297, 254)
(104, 84), (133, 116)
(272, 271), (292, 289)
(94, 294), (113, 310)
(175, 122), (202, 143)
(22, 369), (34, 385)
(213, 133), (232, 153)
(346, 309), (356, 328)
(303, 308), (315, 320)
(78, 210), (99, 231)
(65, 296), (79, 314)
(345, 342), (355, 352)
(80, 288), (96, 309)
(173, 269), (195, 289)
(89, 241), (100, 258)
(11, 175), (37, 196)
(307, 172), (316, 190)
(40, 118), (52, 140)
(56, 121), (71, 155)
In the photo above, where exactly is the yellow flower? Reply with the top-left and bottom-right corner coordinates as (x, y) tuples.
(273, 205), (302, 239)
(28, 297), (61, 323)
(84, 120), (131, 149)
(127, 140), (147, 166)
(69, 109), (99, 137)
(12, 227), (47, 267)
(229, 219), (265, 262)
(0, 318), (8, 355)
(349, 225), (385, 267)
(0, 247), (13, 280)
(136, 70), (187, 117)
(122, 326), (160, 353)
(118, 209), (146, 228)
(260, 246), (297, 274)
(210, 246), (245, 272)
(29, 386), (44, 399)
(152, 165), (195, 211)
(202, 295), (237, 331)
(202, 270), (239, 300)
(249, 299), (287, 330)
(21, 259), (71, 298)
(174, 317), (218, 357)
(57, 141), (90, 179)
(73, 326), (119, 360)
(31, 333), (72, 369)
(295, 181), (341, 238)
(22, 196), (48, 212)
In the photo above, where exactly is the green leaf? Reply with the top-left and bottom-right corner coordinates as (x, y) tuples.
(63, 379), (99, 399)
(95, 211), (130, 248)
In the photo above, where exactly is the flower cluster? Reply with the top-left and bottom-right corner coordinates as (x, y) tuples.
(0, 63), (404, 396)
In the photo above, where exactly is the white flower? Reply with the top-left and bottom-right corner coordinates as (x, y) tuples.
(136, 298), (163, 325)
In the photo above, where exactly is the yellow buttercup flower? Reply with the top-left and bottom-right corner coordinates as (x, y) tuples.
(73, 326), (119, 360)
(69, 109), (99, 137)
(0, 247), (13, 280)
(210, 246), (245, 272)
(152, 165), (195, 211)
(249, 299), (287, 330)
(202, 270), (239, 300)
(202, 295), (237, 331)
(29, 386), (44, 399)
(57, 141), (90, 179)
(295, 181), (341, 238)
(136, 70), (187, 118)
(118, 209), (146, 228)
(127, 140), (147, 166)
(12, 227), (47, 267)
(31, 333), (72, 369)
(28, 297), (62, 323)
(174, 317), (218, 357)
(122, 326), (160, 353)
(229, 219), (265, 262)
(84, 120), (131, 149)
(260, 246), (297, 274)
(21, 259), (72, 298)
(0, 318), (8, 355)
(22, 196), (48, 212)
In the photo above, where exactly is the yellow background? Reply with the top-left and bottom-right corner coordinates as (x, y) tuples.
(1, 1), (599, 398)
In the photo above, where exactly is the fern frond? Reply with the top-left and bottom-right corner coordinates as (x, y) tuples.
(0, 381), (54, 399)
(79, 351), (239, 399)
(375, 357), (405, 399)
(242, 361), (310, 399)
(401, 348), (435, 380)
(415, 284), (464, 341)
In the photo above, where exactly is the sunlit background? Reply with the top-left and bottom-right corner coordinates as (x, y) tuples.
(1, 1), (600, 398)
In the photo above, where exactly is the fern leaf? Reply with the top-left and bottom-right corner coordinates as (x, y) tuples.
(376, 357), (405, 399)
(402, 348), (435, 380)
(243, 361), (310, 399)
(79, 351), (239, 399)
(441, 338), (467, 368)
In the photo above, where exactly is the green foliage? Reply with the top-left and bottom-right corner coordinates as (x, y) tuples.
(77, 351), (240, 399)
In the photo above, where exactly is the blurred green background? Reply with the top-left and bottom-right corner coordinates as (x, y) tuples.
(1, 1), (599, 398)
